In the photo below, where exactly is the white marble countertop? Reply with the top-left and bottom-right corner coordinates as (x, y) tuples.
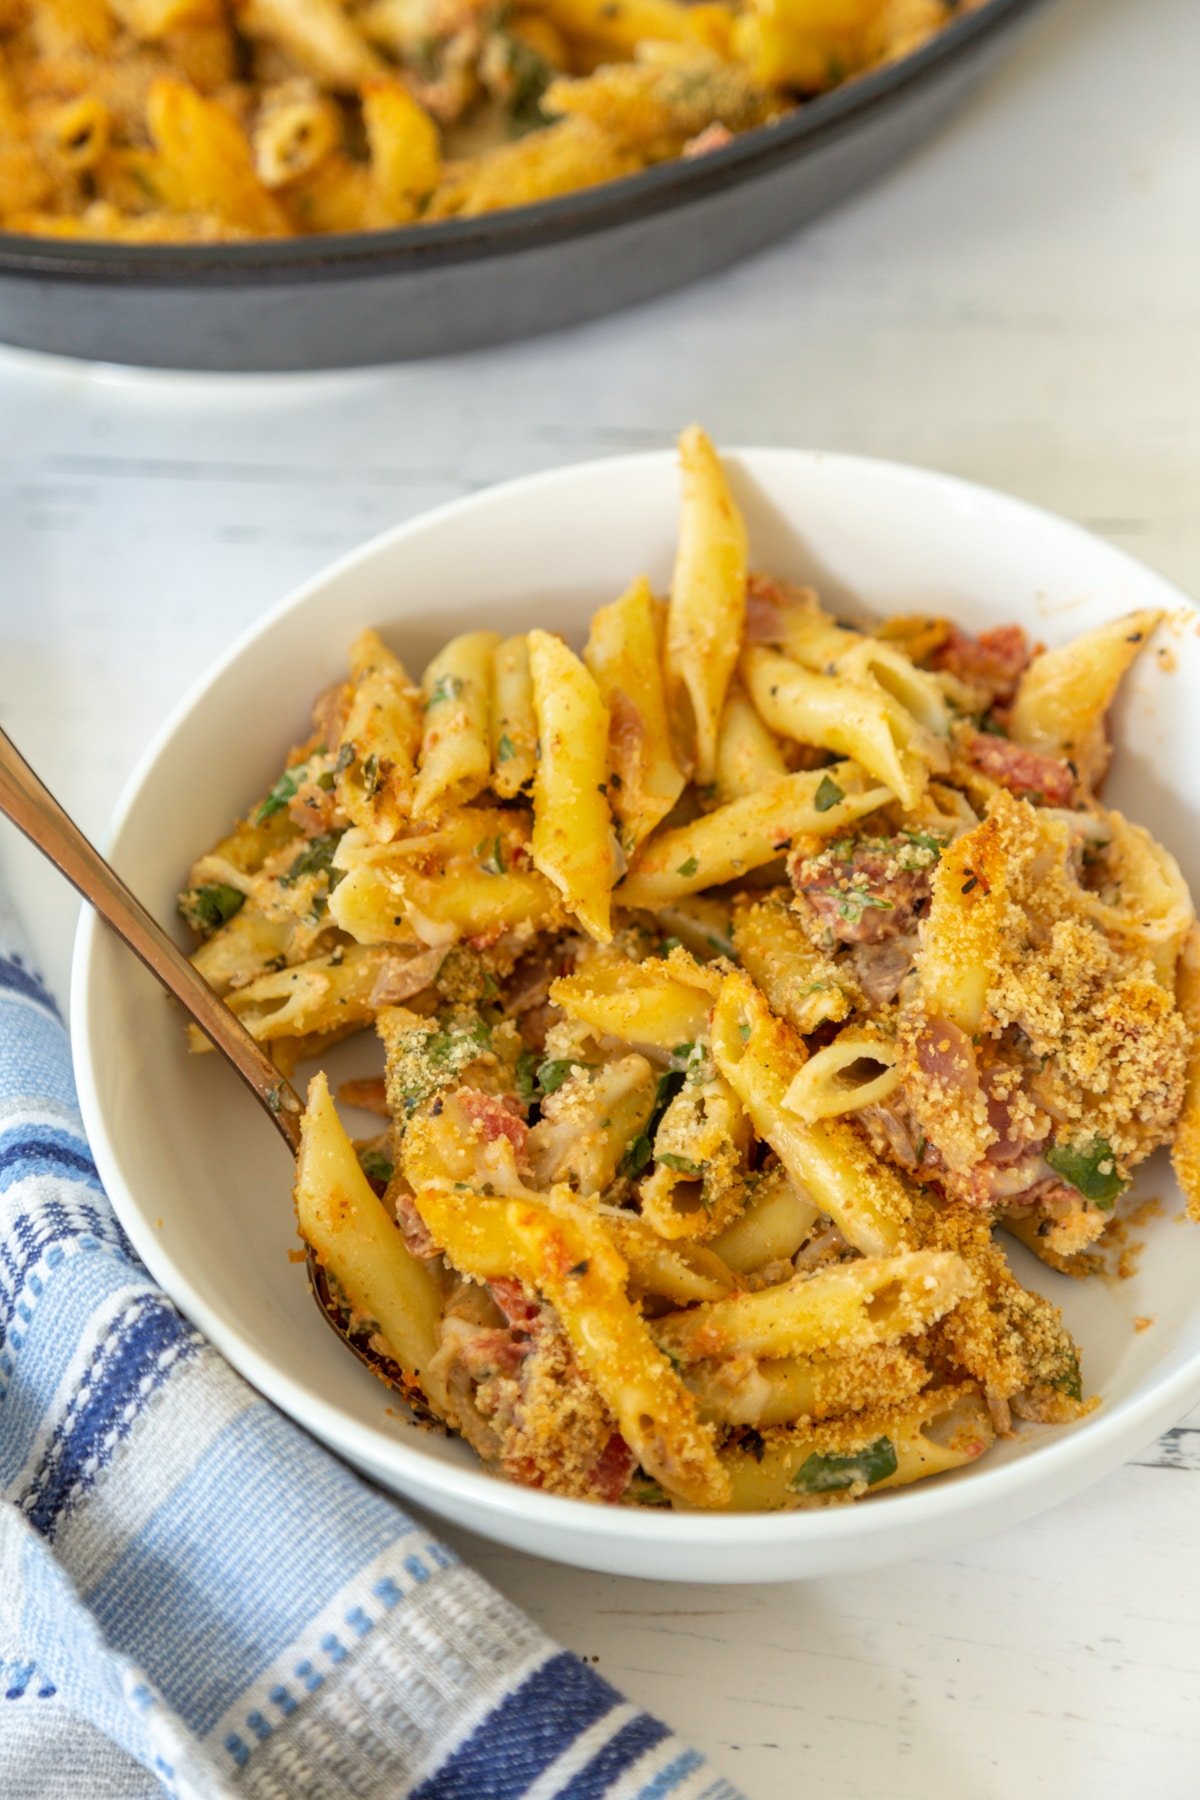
(3, 0), (1200, 1790)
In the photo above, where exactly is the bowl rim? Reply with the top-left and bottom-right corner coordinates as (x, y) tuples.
(0, 0), (1051, 287)
(71, 442), (1200, 1550)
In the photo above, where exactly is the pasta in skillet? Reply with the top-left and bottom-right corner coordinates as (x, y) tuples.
(178, 427), (1199, 1512)
(2, 1), (983, 242)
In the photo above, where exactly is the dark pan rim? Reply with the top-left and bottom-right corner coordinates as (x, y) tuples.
(0, 0), (1050, 285)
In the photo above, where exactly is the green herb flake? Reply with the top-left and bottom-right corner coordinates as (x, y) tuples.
(793, 1435), (898, 1495)
(335, 742), (356, 774)
(658, 1152), (702, 1177)
(177, 883), (246, 937)
(476, 835), (507, 876)
(1051, 1350), (1083, 1402)
(627, 1474), (672, 1509)
(814, 774), (845, 813)
(1045, 1136), (1124, 1209)
(280, 832), (345, 890)
(620, 1132), (653, 1179)
(357, 1148), (394, 1187)
(836, 887), (894, 925)
(537, 1057), (593, 1095)
(676, 856), (699, 879)
(426, 674), (464, 709)
(737, 1020), (751, 1042)
(902, 828), (946, 855)
(497, 732), (516, 763)
(395, 1017), (492, 1115)
(515, 1048), (538, 1103)
(255, 753), (322, 823)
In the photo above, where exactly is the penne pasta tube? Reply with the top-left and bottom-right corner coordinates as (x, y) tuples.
(707, 1166), (819, 1274)
(666, 425), (748, 784)
(147, 76), (288, 234)
(783, 1026), (901, 1123)
(741, 644), (928, 809)
(710, 971), (912, 1254)
(585, 574), (686, 852)
(685, 1340), (929, 1429)
(549, 946), (717, 1050)
(617, 761), (890, 907)
(490, 634), (538, 799)
(413, 630), (500, 820)
(362, 76), (439, 223)
(652, 1248), (973, 1365)
(335, 629), (422, 842)
(916, 802), (1010, 1033)
(1009, 609), (1163, 791)
(528, 628), (619, 942)
(235, 0), (383, 90)
(715, 1385), (995, 1511)
(295, 1071), (444, 1408)
(713, 680), (790, 801)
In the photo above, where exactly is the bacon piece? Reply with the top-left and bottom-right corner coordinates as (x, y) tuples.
(589, 1433), (635, 1503)
(488, 1277), (542, 1335)
(915, 1016), (979, 1098)
(932, 625), (1031, 703)
(791, 839), (933, 946)
(457, 1328), (529, 1382)
(457, 1089), (530, 1158)
(395, 1190), (438, 1259)
(963, 731), (1074, 805)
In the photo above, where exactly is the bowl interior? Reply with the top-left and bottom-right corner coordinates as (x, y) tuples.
(74, 449), (1200, 1565)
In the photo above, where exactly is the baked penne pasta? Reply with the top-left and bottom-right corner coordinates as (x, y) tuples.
(617, 761), (891, 908)
(528, 628), (619, 942)
(413, 630), (499, 821)
(666, 425), (749, 784)
(179, 427), (1195, 1514)
(585, 575), (686, 852)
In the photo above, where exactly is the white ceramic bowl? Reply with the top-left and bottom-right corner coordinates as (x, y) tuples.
(73, 449), (1200, 1583)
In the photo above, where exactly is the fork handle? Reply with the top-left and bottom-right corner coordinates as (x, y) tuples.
(0, 726), (303, 1154)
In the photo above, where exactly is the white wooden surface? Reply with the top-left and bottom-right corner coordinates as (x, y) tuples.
(3, 0), (1200, 1791)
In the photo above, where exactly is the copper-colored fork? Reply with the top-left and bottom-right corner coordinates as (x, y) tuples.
(0, 724), (305, 1151)
(0, 726), (400, 1386)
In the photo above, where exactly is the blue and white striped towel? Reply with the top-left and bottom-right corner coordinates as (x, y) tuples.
(0, 890), (744, 1800)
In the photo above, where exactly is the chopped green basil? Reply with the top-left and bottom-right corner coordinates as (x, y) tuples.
(394, 1017), (492, 1115)
(676, 856), (699, 879)
(658, 1152), (702, 1177)
(280, 832), (345, 889)
(1045, 1136), (1124, 1209)
(619, 1132), (653, 1179)
(497, 732), (516, 763)
(476, 835), (507, 876)
(177, 882), (246, 937)
(793, 1435), (898, 1495)
(426, 674), (464, 708)
(514, 1048), (538, 1103)
(255, 752), (323, 822)
(357, 1148), (394, 1187)
(537, 1057), (593, 1095)
(836, 887), (894, 925)
(814, 774), (845, 813)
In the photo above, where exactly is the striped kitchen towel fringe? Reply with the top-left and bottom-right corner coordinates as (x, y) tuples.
(0, 894), (743, 1800)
